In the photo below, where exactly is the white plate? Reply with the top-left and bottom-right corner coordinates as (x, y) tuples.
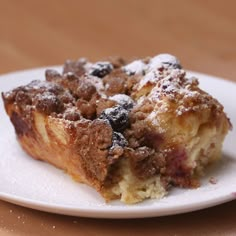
(0, 67), (235, 219)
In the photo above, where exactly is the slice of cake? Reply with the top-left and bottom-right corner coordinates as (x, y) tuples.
(2, 54), (231, 203)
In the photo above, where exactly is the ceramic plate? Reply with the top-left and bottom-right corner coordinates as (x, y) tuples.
(0, 67), (235, 218)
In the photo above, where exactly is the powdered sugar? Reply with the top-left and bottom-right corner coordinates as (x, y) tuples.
(138, 70), (159, 89)
(146, 69), (187, 101)
(123, 60), (146, 76)
(36, 91), (57, 101)
(148, 54), (181, 71)
(134, 59), (221, 117)
(123, 54), (181, 78)
(109, 94), (134, 108)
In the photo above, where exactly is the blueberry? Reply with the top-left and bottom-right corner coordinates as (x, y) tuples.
(109, 94), (134, 110)
(112, 132), (128, 147)
(149, 54), (182, 70)
(89, 62), (113, 78)
(108, 132), (128, 164)
(122, 60), (146, 76)
(99, 105), (129, 132)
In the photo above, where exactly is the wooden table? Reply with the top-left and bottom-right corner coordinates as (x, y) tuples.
(0, 1), (235, 235)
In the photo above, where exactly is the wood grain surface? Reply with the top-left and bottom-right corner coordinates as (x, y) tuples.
(0, 0), (236, 235)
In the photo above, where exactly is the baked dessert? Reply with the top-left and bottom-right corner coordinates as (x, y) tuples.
(2, 54), (231, 204)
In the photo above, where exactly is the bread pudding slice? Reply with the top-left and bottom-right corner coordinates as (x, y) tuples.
(2, 54), (231, 203)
